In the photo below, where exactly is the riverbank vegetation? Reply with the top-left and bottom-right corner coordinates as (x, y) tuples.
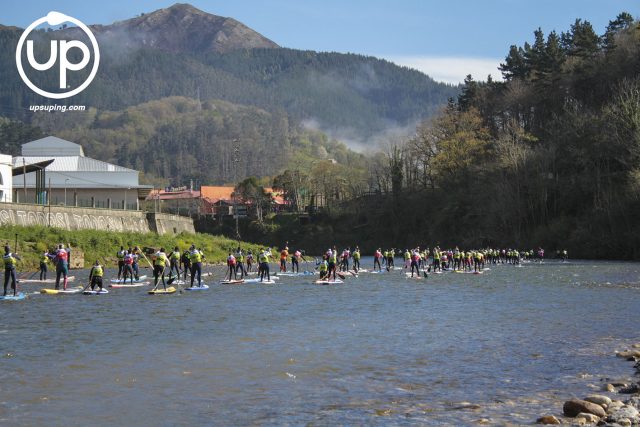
(0, 225), (265, 270)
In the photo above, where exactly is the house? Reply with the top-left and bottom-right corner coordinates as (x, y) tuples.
(12, 136), (152, 209)
(145, 187), (201, 216)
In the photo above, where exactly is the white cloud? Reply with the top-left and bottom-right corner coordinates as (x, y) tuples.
(381, 55), (504, 85)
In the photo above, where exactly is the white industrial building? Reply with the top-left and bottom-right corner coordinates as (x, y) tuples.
(12, 136), (152, 209)
(0, 154), (13, 203)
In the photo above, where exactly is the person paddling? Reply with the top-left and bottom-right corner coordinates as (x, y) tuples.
(123, 250), (135, 285)
(318, 256), (328, 280)
(39, 250), (50, 280)
(226, 252), (237, 281)
(374, 248), (382, 271)
(53, 244), (70, 290)
(188, 245), (205, 287)
(258, 248), (271, 282)
(168, 246), (181, 280)
(88, 260), (104, 292)
(152, 248), (169, 290)
(116, 246), (125, 280)
(3, 245), (20, 296)
(352, 246), (361, 272)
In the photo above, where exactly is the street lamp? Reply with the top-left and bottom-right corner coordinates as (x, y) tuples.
(233, 139), (241, 240)
(64, 178), (69, 206)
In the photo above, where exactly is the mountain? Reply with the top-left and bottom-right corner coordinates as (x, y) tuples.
(0, 3), (458, 148)
(89, 3), (279, 54)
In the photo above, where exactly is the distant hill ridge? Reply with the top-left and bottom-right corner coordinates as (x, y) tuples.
(0, 3), (457, 145)
(89, 3), (279, 54)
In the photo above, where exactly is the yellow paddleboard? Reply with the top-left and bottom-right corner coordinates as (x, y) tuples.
(40, 286), (83, 295)
(148, 286), (176, 295)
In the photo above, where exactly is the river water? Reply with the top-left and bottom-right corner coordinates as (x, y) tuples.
(1, 259), (639, 426)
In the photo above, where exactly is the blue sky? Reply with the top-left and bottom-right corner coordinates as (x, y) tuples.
(3, 0), (638, 83)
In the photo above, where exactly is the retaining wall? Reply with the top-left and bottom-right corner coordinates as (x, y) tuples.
(0, 202), (194, 235)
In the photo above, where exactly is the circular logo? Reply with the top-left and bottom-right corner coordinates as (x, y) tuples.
(15, 11), (100, 99)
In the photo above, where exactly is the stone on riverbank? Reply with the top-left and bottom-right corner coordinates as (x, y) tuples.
(563, 399), (606, 418)
(575, 412), (600, 424)
(616, 350), (640, 359)
(584, 395), (611, 408)
(536, 415), (560, 424)
(618, 383), (640, 394)
(605, 384), (617, 392)
(608, 400), (625, 412)
(603, 405), (640, 425)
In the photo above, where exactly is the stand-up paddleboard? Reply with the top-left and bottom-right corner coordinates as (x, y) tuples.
(276, 271), (314, 277)
(148, 286), (176, 295)
(109, 282), (150, 288)
(83, 289), (109, 295)
(370, 270), (386, 274)
(220, 279), (245, 285)
(40, 286), (83, 295)
(314, 279), (343, 285)
(0, 292), (25, 301)
(185, 284), (209, 291)
(110, 275), (148, 284)
(473, 271), (483, 275)
(404, 272), (423, 279)
(20, 276), (76, 284)
(257, 279), (276, 284)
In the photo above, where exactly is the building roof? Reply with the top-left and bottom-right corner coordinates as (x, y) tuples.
(147, 189), (201, 201)
(13, 156), (137, 173)
(200, 186), (235, 203)
(21, 136), (85, 156)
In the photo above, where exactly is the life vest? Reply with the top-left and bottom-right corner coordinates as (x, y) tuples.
(124, 254), (133, 265)
(189, 250), (203, 263)
(3, 253), (17, 268)
(258, 252), (268, 263)
(319, 261), (328, 272)
(404, 251), (411, 260)
(92, 265), (104, 277)
(170, 251), (180, 261)
(227, 255), (236, 266)
(154, 252), (168, 267)
(56, 249), (68, 263)
(236, 253), (245, 263)
(117, 250), (125, 260)
(42, 254), (49, 264)
(280, 250), (288, 260)
(353, 250), (360, 260)
(328, 253), (337, 263)
(374, 250), (381, 259)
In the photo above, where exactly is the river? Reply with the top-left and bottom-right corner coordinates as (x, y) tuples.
(1, 259), (639, 425)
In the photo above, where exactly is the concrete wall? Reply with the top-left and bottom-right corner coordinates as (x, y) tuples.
(147, 212), (196, 235)
(0, 202), (195, 235)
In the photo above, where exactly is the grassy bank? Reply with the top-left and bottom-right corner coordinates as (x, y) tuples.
(0, 225), (267, 270)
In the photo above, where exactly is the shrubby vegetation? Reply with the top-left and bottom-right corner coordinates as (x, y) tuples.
(0, 224), (266, 270)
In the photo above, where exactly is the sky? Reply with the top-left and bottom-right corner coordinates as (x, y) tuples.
(3, 0), (638, 84)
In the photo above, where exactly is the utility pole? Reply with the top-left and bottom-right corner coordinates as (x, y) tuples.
(233, 139), (240, 240)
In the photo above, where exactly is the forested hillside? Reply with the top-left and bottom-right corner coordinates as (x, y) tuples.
(266, 12), (640, 259)
(0, 3), (457, 141)
(0, 97), (366, 187)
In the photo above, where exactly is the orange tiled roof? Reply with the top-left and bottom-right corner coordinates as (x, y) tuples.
(200, 186), (235, 202)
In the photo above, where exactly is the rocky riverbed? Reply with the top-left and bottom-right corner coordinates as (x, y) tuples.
(537, 344), (640, 426)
